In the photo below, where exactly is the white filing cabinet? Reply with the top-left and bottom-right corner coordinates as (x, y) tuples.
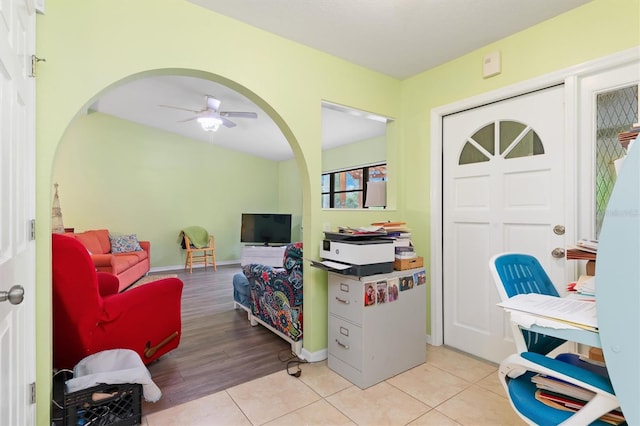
(327, 268), (427, 388)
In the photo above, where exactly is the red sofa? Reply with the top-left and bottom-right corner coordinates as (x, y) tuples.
(52, 233), (183, 369)
(71, 229), (150, 291)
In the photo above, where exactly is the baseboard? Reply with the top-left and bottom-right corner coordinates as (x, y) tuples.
(299, 347), (328, 363)
(150, 260), (240, 273)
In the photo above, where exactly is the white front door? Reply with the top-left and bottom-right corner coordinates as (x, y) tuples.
(442, 85), (566, 363)
(0, 0), (36, 424)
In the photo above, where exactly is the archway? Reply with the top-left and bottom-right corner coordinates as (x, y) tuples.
(51, 70), (302, 408)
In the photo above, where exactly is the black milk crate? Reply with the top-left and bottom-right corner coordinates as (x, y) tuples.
(64, 383), (142, 426)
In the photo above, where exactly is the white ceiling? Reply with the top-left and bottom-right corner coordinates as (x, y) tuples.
(188, 0), (592, 80)
(90, 0), (591, 161)
(91, 75), (388, 161)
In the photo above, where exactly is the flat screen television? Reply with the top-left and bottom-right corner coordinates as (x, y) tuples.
(241, 213), (292, 246)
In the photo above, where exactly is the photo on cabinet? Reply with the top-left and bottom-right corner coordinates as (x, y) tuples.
(414, 270), (426, 286)
(400, 275), (414, 291)
(387, 277), (399, 302)
(376, 280), (388, 304)
(364, 282), (376, 307)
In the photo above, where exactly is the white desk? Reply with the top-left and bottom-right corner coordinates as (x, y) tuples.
(241, 245), (286, 267)
(500, 294), (601, 348)
(523, 323), (600, 348)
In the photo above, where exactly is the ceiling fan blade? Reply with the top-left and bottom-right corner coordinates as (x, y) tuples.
(159, 104), (202, 114)
(221, 116), (237, 128)
(220, 111), (258, 119)
(177, 116), (198, 123)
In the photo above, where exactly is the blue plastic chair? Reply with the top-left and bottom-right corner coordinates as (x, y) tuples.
(490, 252), (566, 355)
(490, 253), (621, 425)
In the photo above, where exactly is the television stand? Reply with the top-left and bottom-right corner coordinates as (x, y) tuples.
(241, 245), (287, 267)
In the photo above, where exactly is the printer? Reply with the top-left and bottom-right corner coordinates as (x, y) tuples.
(312, 232), (395, 276)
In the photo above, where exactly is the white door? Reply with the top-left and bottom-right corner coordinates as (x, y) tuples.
(0, 0), (36, 424)
(442, 85), (566, 363)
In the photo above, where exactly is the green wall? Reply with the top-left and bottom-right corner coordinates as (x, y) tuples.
(322, 135), (386, 173)
(35, 0), (638, 423)
(278, 159), (303, 243)
(36, 1), (400, 422)
(53, 112), (297, 266)
(399, 0), (639, 334)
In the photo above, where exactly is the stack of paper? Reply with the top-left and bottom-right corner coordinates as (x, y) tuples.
(497, 293), (598, 331)
(532, 376), (625, 424)
(574, 275), (596, 297)
(395, 246), (417, 259)
(576, 239), (598, 253)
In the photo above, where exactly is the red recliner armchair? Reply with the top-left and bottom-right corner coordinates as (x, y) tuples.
(52, 233), (183, 370)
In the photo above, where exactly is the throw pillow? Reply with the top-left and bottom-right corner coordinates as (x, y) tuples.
(110, 234), (143, 253)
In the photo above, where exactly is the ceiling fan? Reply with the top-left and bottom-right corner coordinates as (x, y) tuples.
(159, 95), (258, 132)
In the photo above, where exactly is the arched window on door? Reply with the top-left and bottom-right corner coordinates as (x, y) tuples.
(458, 120), (544, 165)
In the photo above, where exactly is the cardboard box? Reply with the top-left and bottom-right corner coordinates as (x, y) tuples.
(589, 347), (605, 363)
(394, 256), (424, 271)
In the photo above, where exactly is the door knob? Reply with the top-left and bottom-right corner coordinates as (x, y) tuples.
(551, 248), (565, 258)
(0, 285), (24, 305)
(553, 225), (565, 235)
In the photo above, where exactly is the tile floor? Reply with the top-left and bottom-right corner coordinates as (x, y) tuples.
(143, 345), (526, 425)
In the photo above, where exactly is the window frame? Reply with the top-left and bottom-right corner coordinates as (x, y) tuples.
(322, 162), (386, 209)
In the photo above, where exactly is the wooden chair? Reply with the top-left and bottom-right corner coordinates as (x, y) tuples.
(184, 234), (216, 273)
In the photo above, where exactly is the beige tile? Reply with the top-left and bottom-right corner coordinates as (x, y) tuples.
(145, 391), (250, 426)
(387, 362), (470, 408)
(475, 370), (506, 397)
(435, 385), (526, 426)
(408, 409), (462, 425)
(265, 399), (356, 426)
(326, 381), (429, 426)
(299, 360), (353, 397)
(426, 346), (497, 383)
(226, 370), (321, 425)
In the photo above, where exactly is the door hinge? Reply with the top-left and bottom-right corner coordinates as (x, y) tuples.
(29, 219), (35, 241)
(30, 55), (46, 78)
(29, 382), (36, 404)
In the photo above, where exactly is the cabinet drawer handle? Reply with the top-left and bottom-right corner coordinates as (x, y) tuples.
(335, 339), (350, 350)
(335, 296), (350, 304)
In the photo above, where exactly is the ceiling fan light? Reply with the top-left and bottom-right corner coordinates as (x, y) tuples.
(197, 116), (223, 132)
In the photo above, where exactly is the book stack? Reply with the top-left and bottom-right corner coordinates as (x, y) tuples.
(371, 221), (410, 235)
(566, 238), (597, 261)
(370, 221), (412, 247)
(532, 374), (625, 425)
(395, 245), (416, 260)
(618, 124), (640, 149)
(336, 225), (386, 235)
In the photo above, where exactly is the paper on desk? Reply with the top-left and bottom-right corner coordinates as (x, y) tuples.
(575, 275), (596, 296)
(497, 293), (598, 331)
(509, 311), (586, 331)
(308, 259), (351, 271)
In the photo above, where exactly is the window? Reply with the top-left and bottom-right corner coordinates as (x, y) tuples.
(595, 85), (638, 236)
(322, 163), (386, 208)
(458, 120), (544, 165)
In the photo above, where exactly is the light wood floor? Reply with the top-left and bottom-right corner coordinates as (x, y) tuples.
(141, 265), (292, 415)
